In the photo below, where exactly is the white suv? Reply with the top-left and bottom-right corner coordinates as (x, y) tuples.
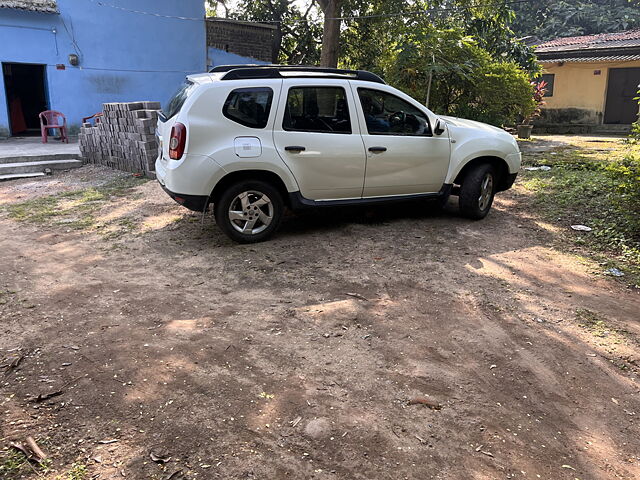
(155, 65), (521, 243)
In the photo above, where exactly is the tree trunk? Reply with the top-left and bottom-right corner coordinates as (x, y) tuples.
(319, 0), (341, 68)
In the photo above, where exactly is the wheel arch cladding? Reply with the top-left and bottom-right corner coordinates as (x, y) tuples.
(454, 156), (511, 192)
(211, 170), (291, 207)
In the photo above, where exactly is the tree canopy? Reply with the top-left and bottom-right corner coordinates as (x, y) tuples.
(510, 0), (640, 40)
(340, 0), (539, 125)
(212, 1), (632, 125)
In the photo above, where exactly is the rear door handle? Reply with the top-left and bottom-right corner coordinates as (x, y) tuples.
(285, 145), (306, 152)
(368, 146), (387, 153)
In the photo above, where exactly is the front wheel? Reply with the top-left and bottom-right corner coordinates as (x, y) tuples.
(214, 180), (284, 243)
(458, 164), (496, 220)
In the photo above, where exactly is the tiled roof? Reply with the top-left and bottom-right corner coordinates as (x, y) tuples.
(539, 54), (640, 64)
(536, 29), (640, 53)
(0, 0), (58, 13)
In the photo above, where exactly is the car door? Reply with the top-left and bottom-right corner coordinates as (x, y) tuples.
(351, 84), (451, 197)
(273, 79), (367, 200)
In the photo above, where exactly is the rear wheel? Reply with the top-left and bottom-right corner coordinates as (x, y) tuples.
(458, 164), (496, 220)
(214, 180), (284, 243)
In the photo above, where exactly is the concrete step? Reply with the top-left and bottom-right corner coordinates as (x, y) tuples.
(0, 153), (81, 165)
(593, 124), (632, 134)
(0, 172), (47, 182)
(0, 159), (83, 176)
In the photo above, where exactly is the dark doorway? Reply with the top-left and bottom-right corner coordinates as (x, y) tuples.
(2, 62), (48, 136)
(604, 67), (640, 124)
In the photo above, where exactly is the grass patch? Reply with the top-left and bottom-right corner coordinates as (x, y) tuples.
(0, 448), (30, 477)
(520, 139), (640, 285)
(3, 175), (148, 233)
(55, 462), (88, 480)
(0, 447), (52, 477)
(576, 309), (631, 348)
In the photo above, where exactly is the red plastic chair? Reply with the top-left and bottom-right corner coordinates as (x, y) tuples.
(39, 110), (68, 143)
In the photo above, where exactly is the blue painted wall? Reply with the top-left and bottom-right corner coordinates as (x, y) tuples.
(207, 47), (269, 70)
(0, 0), (205, 136)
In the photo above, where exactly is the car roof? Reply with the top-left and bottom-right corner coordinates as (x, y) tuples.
(188, 65), (386, 85)
(185, 73), (220, 85)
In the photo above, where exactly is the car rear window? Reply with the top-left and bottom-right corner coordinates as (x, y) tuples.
(160, 80), (195, 122)
(223, 87), (274, 129)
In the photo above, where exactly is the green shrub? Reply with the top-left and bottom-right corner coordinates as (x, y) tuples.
(630, 89), (640, 144)
(605, 154), (640, 231)
(383, 27), (535, 126)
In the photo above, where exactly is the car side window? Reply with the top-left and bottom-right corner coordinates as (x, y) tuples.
(358, 88), (431, 136)
(223, 87), (273, 129)
(283, 87), (351, 134)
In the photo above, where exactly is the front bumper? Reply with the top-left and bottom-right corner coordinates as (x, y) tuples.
(160, 183), (209, 212)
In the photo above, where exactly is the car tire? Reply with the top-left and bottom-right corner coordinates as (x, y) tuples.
(214, 180), (284, 243)
(458, 163), (496, 220)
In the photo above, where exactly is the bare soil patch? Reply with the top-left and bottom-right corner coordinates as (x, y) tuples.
(1, 138), (639, 480)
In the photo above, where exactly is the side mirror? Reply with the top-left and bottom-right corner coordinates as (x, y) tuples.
(434, 119), (446, 136)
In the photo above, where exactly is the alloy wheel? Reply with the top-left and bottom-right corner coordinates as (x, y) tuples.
(228, 190), (274, 235)
(478, 173), (494, 211)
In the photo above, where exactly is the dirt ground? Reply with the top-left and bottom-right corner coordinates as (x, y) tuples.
(1, 136), (639, 480)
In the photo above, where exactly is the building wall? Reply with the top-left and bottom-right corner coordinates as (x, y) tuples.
(207, 47), (268, 70)
(540, 59), (640, 125)
(0, 0), (205, 136)
(206, 19), (275, 63)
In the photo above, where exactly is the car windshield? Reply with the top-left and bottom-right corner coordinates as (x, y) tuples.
(160, 80), (194, 122)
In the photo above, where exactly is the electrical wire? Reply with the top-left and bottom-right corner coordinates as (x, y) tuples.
(60, 16), (83, 57)
(0, 23), (53, 32)
(85, 0), (535, 25)
(85, 0), (203, 21)
(42, 63), (200, 74)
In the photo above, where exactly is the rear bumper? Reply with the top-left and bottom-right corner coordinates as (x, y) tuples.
(160, 183), (209, 212)
(154, 154), (225, 198)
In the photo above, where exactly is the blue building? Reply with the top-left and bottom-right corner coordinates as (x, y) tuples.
(0, 0), (206, 137)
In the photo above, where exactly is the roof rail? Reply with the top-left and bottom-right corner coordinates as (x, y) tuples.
(209, 64), (386, 84)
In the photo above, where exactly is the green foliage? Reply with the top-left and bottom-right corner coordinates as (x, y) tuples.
(608, 90), (640, 246)
(605, 154), (640, 225)
(632, 122), (640, 143)
(383, 26), (536, 125)
(454, 59), (537, 125)
(436, 0), (539, 74)
(230, 0), (322, 64)
(340, 1), (540, 125)
(511, 0), (640, 40)
(0, 448), (52, 477)
(631, 89), (640, 143)
(224, 0), (541, 126)
(55, 463), (88, 480)
(0, 448), (30, 477)
(576, 309), (630, 344)
(340, 0), (413, 71)
(341, 1), (539, 74)
(521, 141), (640, 279)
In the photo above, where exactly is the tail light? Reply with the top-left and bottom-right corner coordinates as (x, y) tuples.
(169, 122), (186, 160)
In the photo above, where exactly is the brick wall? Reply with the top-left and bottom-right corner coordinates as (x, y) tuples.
(206, 18), (275, 63)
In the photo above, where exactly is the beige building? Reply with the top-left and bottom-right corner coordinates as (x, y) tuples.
(535, 30), (640, 133)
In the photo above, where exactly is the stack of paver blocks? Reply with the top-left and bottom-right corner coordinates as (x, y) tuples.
(79, 101), (161, 177)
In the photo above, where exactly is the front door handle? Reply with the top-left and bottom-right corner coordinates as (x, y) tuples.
(285, 145), (306, 152)
(368, 146), (387, 153)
